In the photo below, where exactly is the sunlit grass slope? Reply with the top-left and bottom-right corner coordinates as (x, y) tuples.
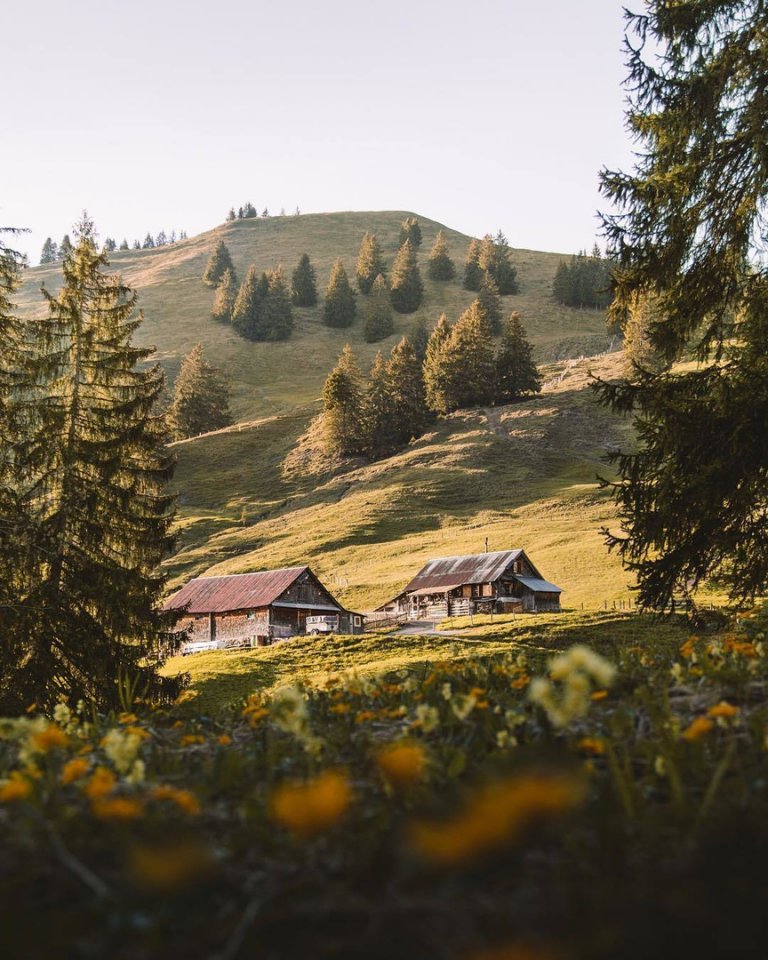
(16, 211), (614, 421)
(168, 352), (634, 612)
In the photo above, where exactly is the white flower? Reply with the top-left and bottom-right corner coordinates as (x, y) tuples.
(496, 730), (518, 749)
(441, 683), (453, 701)
(102, 728), (144, 775)
(451, 694), (477, 721)
(413, 704), (439, 733)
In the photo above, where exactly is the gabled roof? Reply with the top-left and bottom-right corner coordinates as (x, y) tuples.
(399, 550), (531, 596)
(164, 566), (322, 614)
(513, 576), (563, 594)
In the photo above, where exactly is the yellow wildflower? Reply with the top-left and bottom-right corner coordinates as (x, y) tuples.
(329, 703), (351, 715)
(119, 712), (138, 724)
(354, 711), (376, 724)
(576, 737), (605, 755)
(682, 716), (715, 742)
(590, 690), (609, 702)
(29, 723), (69, 754)
(271, 770), (352, 838)
(91, 796), (143, 822)
(511, 674), (530, 690)
(179, 734), (206, 746)
(151, 784), (201, 816)
(61, 757), (90, 785)
(84, 765), (117, 800)
(0, 772), (32, 803)
(706, 702), (739, 719)
(128, 840), (213, 893)
(376, 742), (427, 785)
(217, 734), (233, 746)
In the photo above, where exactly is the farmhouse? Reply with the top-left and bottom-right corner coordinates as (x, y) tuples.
(378, 549), (563, 620)
(164, 566), (364, 653)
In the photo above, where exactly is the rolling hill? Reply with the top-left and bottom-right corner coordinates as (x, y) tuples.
(16, 210), (631, 611)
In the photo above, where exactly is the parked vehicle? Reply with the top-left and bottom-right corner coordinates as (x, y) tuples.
(306, 615), (339, 635)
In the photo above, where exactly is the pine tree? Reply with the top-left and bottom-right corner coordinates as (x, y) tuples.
(495, 312), (541, 403)
(361, 352), (397, 459)
(322, 345), (365, 456)
(132, 240), (141, 250)
(477, 274), (503, 335)
(156, 230), (167, 247)
(552, 260), (571, 304)
(103, 237), (116, 252)
(232, 266), (268, 340)
(59, 234), (73, 260)
(169, 343), (233, 439)
(203, 239), (236, 287)
(261, 208), (269, 218)
(0, 219), (183, 713)
(423, 314), (453, 414)
(479, 232), (519, 295)
(427, 230), (456, 281)
(323, 260), (357, 328)
(363, 273), (394, 342)
(226, 208), (236, 221)
(386, 336), (430, 446)
(622, 292), (668, 376)
(119, 238), (129, 251)
(440, 304), (495, 411)
(40, 237), (58, 264)
(410, 317), (429, 362)
(291, 252), (318, 307)
(389, 239), (423, 314)
(398, 217), (422, 249)
(142, 233), (155, 249)
(355, 232), (386, 294)
(463, 238), (483, 291)
(211, 268), (237, 324)
(260, 265), (293, 340)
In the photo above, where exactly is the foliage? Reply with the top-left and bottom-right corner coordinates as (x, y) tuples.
(389, 239), (423, 314)
(422, 313), (453, 414)
(202, 239), (236, 288)
(323, 260), (357, 328)
(58, 234), (73, 259)
(477, 272), (503, 335)
(261, 265), (294, 341)
(463, 238), (483, 291)
(231, 265), (268, 340)
(398, 216), (422, 249)
(597, 1), (768, 610)
(426, 230), (456, 281)
(362, 273), (394, 342)
(385, 336), (430, 447)
(355, 232), (386, 294)
(360, 351), (397, 459)
(291, 252), (318, 307)
(552, 246), (612, 309)
(622, 291), (668, 375)
(479, 231), (519, 295)
(39, 237), (57, 264)
(431, 303), (495, 412)
(495, 311), (542, 402)
(169, 343), (233, 440)
(322, 345), (365, 455)
(409, 316), (429, 362)
(210, 268), (237, 324)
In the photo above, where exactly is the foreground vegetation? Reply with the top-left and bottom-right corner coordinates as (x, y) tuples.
(1, 608), (766, 958)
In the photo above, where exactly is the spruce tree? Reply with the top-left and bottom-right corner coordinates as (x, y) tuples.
(386, 336), (430, 446)
(440, 304), (495, 411)
(427, 230), (456, 281)
(477, 274), (503, 335)
(291, 252), (318, 307)
(479, 232), (519, 295)
(40, 237), (58, 264)
(142, 233), (155, 249)
(260, 265), (293, 340)
(323, 260), (357, 328)
(203, 239), (236, 287)
(399, 217), (422, 249)
(59, 234), (73, 260)
(356, 232), (386, 294)
(169, 343), (233, 439)
(103, 237), (116, 252)
(119, 238), (129, 251)
(361, 352), (397, 459)
(211, 268), (237, 324)
(495, 312), (541, 403)
(0, 219), (183, 713)
(410, 316), (429, 362)
(363, 273), (394, 342)
(552, 260), (572, 304)
(463, 238), (483, 291)
(389, 239), (423, 314)
(622, 293), (668, 376)
(322, 345), (365, 456)
(232, 265), (268, 340)
(226, 208), (236, 221)
(423, 314), (453, 414)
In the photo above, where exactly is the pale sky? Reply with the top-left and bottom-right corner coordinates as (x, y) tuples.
(3, 0), (635, 263)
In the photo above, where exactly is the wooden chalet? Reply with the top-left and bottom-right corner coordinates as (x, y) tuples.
(378, 550), (563, 620)
(164, 566), (364, 654)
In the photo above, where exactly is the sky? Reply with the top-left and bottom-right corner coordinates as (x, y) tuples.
(3, 0), (636, 263)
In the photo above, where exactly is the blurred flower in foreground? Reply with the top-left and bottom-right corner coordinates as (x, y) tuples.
(408, 772), (586, 866)
(465, 942), (565, 960)
(271, 770), (352, 838)
(529, 646), (616, 728)
(376, 742), (427, 786)
(129, 839), (214, 893)
(0, 772), (32, 803)
(682, 716), (714, 741)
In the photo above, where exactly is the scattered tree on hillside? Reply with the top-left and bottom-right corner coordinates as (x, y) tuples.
(433, 304), (495, 412)
(232, 265), (269, 340)
(621, 292), (668, 376)
(226, 208), (236, 222)
(203, 239), (237, 287)
(59, 234), (73, 260)
(477, 274), (503, 335)
(479, 232), (519, 295)
(261, 208), (269, 218)
(0, 218), (183, 713)
(132, 240), (141, 250)
(323, 260), (357, 328)
(322, 344), (365, 456)
(427, 230), (456, 281)
(291, 252), (318, 307)
(410, 316), (429, 362)
(361, 352), (397, 459)
(40, 237), (58, 264)
(103, 237), (116, 253)
(495, 312), (541, 403)
(142, 233), (155, 249)
(119, 238), (129, 250)
(211, 268), (237, 324)
(386, 336), (430, 447)
(399, 217), (422, 249)
(552, 247), (612, 308)
(389, 239), (423, 314)
(363, 273), (394, 342)
(169, 343), (233, 440)
(356, 232), (386, 294)
(463, 239), (483, 291)
(423, 314), (453, 414)
(261, 265), (294, 340)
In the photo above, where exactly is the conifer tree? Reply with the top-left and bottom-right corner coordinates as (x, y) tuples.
(552, 260), (571, 304)
(119, 238), (129, 251)
(203, 239), (236, 287)
(260, 265), (293, 340)
(323, 260), (357, 328)
(427, 230), (456, 281)
(363, 273), (394, 342)
(622, 293), (667, 376)
(463, 238), (483, 291)
(142, 233), (155, 249)
(103, 237), (116, 252)
(479, 232), (519, 295)
(356, 232), (386, 294)
(386, 336), (430, 446)
(211, 268), (237, 324)
(389, 239), (423, 314)
(495, 312), (541, 403)
(291, 252), (318, 307)
(232, 265), (268, 340)
(59, 234), (73, 260)
(410, 317), (429, 362)
(439, 304), (495, 411)
(226, 208), (236, 221)
(423, 314), (453, 414)
(40, 237), (58, 264)
(132, 240), (141, 250)
(0, 219), (183, 713)
(361, 352), (397, 459)
(399, 217), (422, 249)
(322, 345), (365, 456)
(477, 274), (503, 335)
(169, 343), (233, 439)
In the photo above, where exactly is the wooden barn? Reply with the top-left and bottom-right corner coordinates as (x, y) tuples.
(377, 549), (563, 620)
(164, 566), (364, 654)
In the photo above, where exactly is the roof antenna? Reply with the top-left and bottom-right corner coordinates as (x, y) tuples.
(485, 537), (488, 553)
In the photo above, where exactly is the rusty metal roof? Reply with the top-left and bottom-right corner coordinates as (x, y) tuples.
(164, 566), (309, 614)
(399, 550), (526, 596)
(513, 576), (563, 594)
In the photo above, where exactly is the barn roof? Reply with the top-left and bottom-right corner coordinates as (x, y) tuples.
(399, 550), (528, 595)
(163, 566), (315, 614)
(513, 576), (563, 594)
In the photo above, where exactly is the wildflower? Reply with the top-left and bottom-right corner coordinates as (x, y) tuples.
(179, 734), (206, 746)
(0, 772), (32, 803)
(217, 734), (232, 746)
(126, 759), (146, 784)
(354, 711), (376, 724)
(529, 646), (617, 729)
(91, 796), (143, 821)
(451, 694), (477, 721)
(654, 755), (666, 777)
(590, 690), (609, 702)
(174, 689), (198, 705)
(411, 705), (440, 733)
(707, 701), (739, 720)
(53, 702), (73, 729)
(271, 770), (352, 838)
(102, 728), (145, 774)
(376, 742), (427, 785)
(61, 757), (90, 785)
(330, 703), (351, 715)
(441, 683), (453, 701)
(151, 784), (201, 816)
(680, 637), (698, 659)
(408, 772), (586, 865)
(496, 731), (517, 749)
(129, 840), (214, 893)
(270, 685), (310, 738)
(118, 712), (138, 725)
(670, 663), (684, 683)
(84, 766), (117, 800)
(29, 723), (69, 754)
(511, 674), (530, 690)
(682, 716), (715, 742)
(576, 737), (605, 755)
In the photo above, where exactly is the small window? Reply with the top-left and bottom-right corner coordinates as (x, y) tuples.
(247, 611), (256, 620)
(354, 616), (361, 627)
